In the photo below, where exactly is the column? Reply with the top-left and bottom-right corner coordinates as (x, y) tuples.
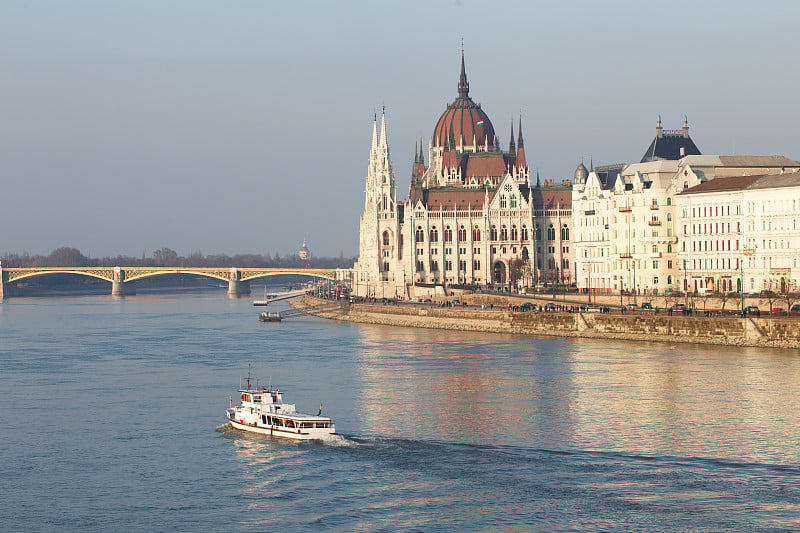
(227, 268), (251, 296)
(111, 267), (136, 296)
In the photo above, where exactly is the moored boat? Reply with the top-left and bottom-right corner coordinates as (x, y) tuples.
(226, 375), (335, 440)
(259, 311), (282, 322)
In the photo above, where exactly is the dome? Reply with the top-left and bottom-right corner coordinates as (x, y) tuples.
(574, 162), (588, 184)
(432, 53), (495, 150)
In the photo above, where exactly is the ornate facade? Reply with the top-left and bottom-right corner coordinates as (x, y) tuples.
(352, 54), (572, 298)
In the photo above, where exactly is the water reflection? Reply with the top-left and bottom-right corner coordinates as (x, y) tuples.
(354, 324), (800, 463)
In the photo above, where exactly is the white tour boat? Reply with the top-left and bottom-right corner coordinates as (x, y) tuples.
(226, 375), (335, 440)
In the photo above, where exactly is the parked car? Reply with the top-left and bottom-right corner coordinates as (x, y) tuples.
(621, 303), (637, 312)
(791, 304), (800, 313)
(641, 302), (653, 309)
(771, 307), (788, 316)
(670, 303), (687, 313)
(744, 305), (760, 317)
(521, 302), (533, 311)
(544, 302), (557, 312)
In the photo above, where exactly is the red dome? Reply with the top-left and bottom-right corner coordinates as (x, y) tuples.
(432, 54), (495, 149)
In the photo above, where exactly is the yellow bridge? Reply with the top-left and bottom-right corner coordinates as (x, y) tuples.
(0, 266), (339, 298)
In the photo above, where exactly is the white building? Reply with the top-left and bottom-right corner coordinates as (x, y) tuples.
(676, 170), (800, 296)
(572, 116), (800, 297)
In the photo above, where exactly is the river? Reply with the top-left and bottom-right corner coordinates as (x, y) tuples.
(1, 291), (798, 531)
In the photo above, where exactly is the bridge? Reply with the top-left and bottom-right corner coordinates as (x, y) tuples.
(0, 266), (339, 299)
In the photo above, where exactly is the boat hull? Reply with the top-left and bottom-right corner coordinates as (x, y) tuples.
(226, 413), (335, 440)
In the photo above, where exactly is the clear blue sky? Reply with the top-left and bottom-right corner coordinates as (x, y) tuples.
(2, 0), (798, 258)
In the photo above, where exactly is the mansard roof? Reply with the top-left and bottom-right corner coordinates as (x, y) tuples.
(679, 171), (800, 195)
(678, 174), (764, 194)
(531, 187), (571, 210)
(416, 188), (488, 210)
(641, 117), (701, 163)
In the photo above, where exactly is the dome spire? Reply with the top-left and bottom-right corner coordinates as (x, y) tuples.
(458, 44), (469, 98)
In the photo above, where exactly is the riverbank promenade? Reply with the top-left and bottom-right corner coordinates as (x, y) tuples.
(292, 294), (800, 350)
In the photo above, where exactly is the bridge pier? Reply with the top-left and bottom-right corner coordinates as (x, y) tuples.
(111, 267), (136, 296)
(0, 263), (5, 300)
(227, 268), (250, 296)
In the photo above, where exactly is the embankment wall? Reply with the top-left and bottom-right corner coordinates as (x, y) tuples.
(293, 296), (800, 349)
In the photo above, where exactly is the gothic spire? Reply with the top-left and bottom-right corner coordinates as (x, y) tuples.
(516, 117), (526, 169)
(509, 121), (516, 155)
(379, 107), (388, 148)
(371, 113), (378, 154)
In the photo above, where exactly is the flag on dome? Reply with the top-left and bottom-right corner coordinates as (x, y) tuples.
(476, 120), (484, 125)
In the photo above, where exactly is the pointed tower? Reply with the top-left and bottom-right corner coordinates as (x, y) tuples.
(354, 109), (401, 297)
(509, 121), (516, 156)
(516, 117), (526, 169)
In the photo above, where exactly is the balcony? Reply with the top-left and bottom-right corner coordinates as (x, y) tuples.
(584, 209), (596, 215)
(648, 220), (662, 226)
(619, 253), (633, 259)
(650, 204), (660, 210)
(618, 206), (632, 213)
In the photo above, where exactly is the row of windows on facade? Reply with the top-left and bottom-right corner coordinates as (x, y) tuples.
(404, 224), (571, 244)
(413, 245), (569, 257)
(410, 258), (571, 272)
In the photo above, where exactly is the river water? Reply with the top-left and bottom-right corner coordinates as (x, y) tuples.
(1, 292), (799, 531)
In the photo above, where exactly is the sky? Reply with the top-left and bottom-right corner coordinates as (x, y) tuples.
(2, 0), (799, 259)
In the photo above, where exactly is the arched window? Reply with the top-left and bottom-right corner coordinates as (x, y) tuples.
(535, 225), (541, 241)
(415, 226), (424, 243)
(444, 226), (453, 242)
(472, 226), (481, 242)
(499, 195), (507, 209)
(521, 225), (529, 241)
(500, 225), (508, 240)
(458, 226), (467, 241)
(510, 195), (517, 208)
(430, 227), (439, 242)
(510, 225), (518, 241)
(561, 224), (570, 241)
(667, 213), (672, 222)
(382, 230), (390, 246)
(548, 224), (555, 241)
(490, 225), (498, 241)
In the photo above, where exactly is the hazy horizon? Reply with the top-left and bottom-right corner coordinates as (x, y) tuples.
(3, 0), (798, 258)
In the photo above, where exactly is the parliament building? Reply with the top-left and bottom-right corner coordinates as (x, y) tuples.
(351, 53), (571, 298)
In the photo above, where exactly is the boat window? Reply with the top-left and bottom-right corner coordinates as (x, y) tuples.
(285, 420), (295, 428)
(261, 415), (267, 424)
(252, 396), (261, 403)
(241, 393), (251, 402)
(266, 416), (272, 425)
